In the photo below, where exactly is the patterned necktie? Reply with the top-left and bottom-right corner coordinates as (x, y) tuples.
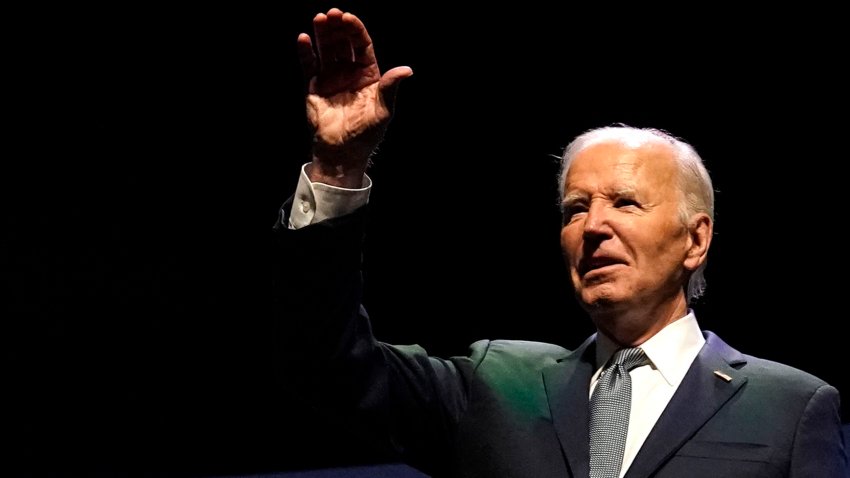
(589, 347), (649, 478)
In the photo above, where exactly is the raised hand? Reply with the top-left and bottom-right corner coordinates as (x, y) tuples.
(298, 8), (412, 188)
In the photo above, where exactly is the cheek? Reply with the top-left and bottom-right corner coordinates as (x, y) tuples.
(560, 229), (580, 264)
(632, 223), (688, 268)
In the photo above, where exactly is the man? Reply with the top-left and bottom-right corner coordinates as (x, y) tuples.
(276, 7), (847, 477)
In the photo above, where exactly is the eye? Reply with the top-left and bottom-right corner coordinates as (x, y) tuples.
(614, 197), (640, 209)
(563, 203), (588, 222)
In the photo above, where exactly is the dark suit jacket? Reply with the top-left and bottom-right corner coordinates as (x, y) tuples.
(276, 203), (848, 477)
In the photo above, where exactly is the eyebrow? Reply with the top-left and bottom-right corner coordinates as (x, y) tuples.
(613, 187), (638, 198)
(562, 187), (638, 206)
(561, 193), (587, 207)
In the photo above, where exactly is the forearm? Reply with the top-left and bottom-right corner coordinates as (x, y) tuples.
(273, 205), (470, 471)
(274, 198), (369, 359)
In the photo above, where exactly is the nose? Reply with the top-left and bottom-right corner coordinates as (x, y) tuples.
(582, 200), (613, 241)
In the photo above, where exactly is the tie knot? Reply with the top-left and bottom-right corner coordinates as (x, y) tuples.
(609, 347), (649, 372)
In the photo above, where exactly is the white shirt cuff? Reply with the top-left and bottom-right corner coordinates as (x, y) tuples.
(287, 163), (372, 229)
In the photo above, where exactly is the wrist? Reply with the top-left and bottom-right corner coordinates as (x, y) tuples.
(306, 160), (366, 189)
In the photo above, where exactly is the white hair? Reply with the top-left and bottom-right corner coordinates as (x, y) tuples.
(558, 125), (715, 302)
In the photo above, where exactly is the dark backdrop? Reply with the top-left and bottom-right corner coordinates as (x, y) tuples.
(5, 1), (847, 474)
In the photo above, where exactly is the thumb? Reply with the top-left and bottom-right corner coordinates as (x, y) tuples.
(379, 66), (414, 113)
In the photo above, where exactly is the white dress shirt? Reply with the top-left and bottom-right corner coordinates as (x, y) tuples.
(289, 166), (707, 478)
(591, 312), (705, 478)
(287, 163), (371, 229)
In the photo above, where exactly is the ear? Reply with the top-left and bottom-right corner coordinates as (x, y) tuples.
(683, 213), (712, 272)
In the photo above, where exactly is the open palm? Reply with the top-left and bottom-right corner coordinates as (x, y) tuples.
(298, 9), (412, 182)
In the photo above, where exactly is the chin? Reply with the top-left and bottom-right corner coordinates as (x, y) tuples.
(581, 297), (620, 312)
(578, 284), (628, 310)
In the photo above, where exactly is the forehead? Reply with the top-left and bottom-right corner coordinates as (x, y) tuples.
(564, 140), (678, 193)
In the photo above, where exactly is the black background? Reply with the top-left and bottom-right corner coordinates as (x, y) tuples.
(5, 1), (848, 474)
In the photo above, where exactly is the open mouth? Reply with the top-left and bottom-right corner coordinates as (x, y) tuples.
(579, 256), (626, 276)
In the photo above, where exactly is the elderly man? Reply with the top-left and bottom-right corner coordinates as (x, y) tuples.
(277, 7), (847, 477)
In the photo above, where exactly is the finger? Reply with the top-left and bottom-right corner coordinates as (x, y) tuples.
(378, 66), (414, 112)
(314, 9), (352, 66)
(324, 8), (353, 63)
(342, 12), (376, 68)
(380, 66), (414, 90)
(296, 33), (317, 80)
(312, 13), (332, 65)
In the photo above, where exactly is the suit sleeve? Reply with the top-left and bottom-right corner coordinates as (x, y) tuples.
(272, 198), (480, 474)
(789, 384), (847, 477)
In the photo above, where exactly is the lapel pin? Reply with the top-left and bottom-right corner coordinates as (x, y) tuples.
(713, 370), (733, 382)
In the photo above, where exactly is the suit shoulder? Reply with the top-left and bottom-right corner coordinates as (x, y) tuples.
(466, 339), (570, 372)
(740, 354), (833, 393)
(705, 331), (834, 393)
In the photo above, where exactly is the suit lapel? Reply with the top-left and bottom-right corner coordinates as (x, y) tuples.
(542, 335), (596, 478)
(624, 331), (748, 478)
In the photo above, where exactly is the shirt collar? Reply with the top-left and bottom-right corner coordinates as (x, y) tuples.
(594, 310), (705, 387)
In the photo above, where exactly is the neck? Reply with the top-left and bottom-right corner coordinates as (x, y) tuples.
(590, 292), (689, 347)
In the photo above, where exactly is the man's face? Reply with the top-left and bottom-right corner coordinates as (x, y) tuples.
(560, 141), (693, 318)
